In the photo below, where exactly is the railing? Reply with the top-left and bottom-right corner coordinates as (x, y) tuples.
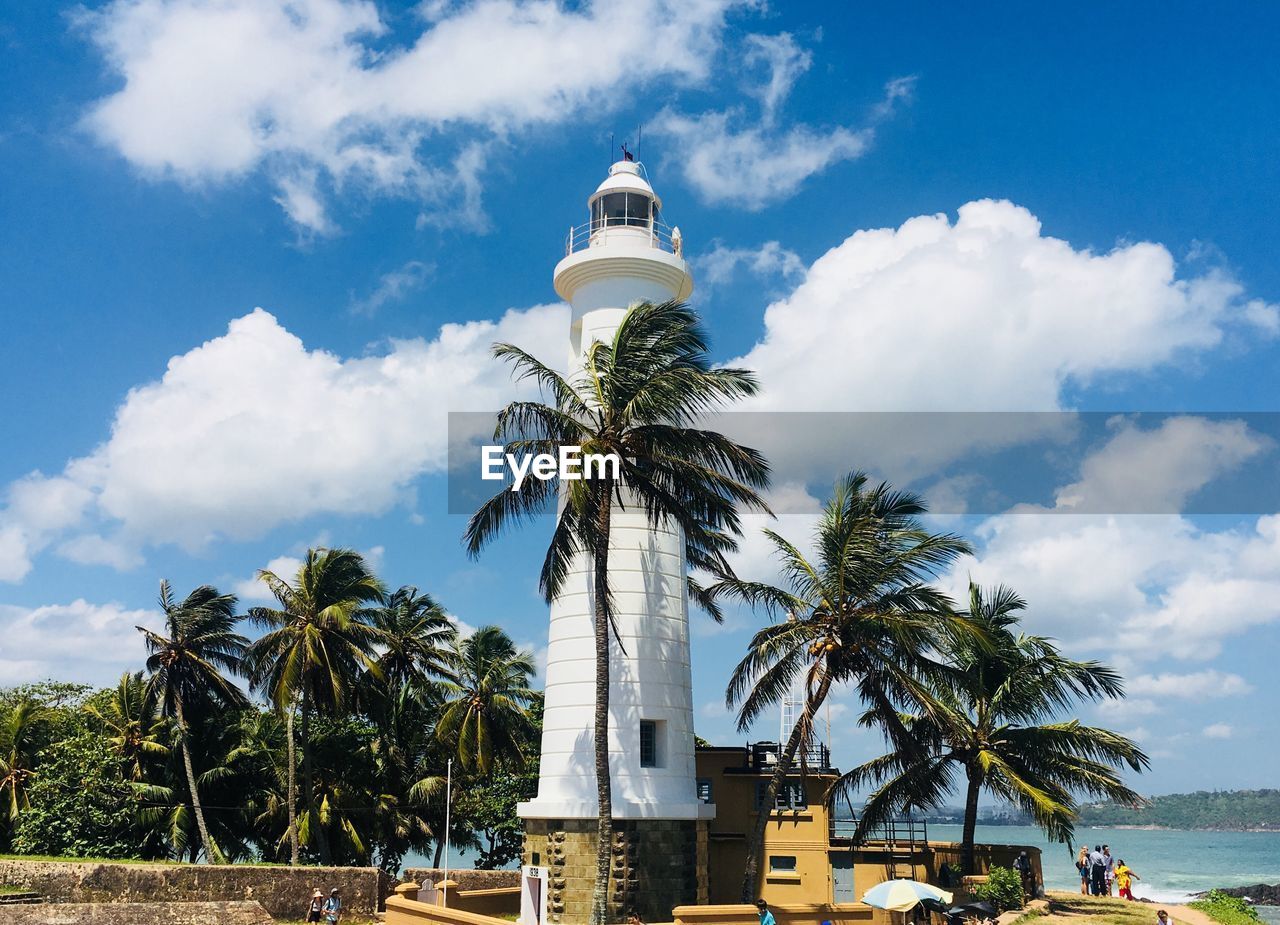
(749, 741), (833, 773)
(831, 816), (929, 850)
(564, 218), (682, 257)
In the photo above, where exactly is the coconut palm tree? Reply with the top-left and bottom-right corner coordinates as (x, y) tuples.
(245, 547), (387, 865)
(367, 586), (456, 692)
(715, 472), (974, 901)
(437, 625), (537, 774)
(137, 581), (248, 864)
(465, 299), (770, 925)
(841, 581), (1150, 874)
(0, 699), (45, 837)
(84, 671), (171, 782)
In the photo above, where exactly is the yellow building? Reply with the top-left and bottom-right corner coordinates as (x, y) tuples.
(696, 742), (1042, 907)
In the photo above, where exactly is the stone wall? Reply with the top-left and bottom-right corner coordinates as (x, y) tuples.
(5, 900), (272, 925)
(404, 869), (520, 891)
(522, 818), (707, 924)
(0, 859), (389, 920)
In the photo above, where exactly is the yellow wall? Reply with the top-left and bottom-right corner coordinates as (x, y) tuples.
(696, 748), (1045, 909)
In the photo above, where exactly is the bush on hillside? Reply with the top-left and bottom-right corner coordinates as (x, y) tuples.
(972, 865), (1025, 912)
(1189, 890), (1261, 925)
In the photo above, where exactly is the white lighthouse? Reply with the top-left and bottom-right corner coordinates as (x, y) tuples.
(519, 159), (710, 923)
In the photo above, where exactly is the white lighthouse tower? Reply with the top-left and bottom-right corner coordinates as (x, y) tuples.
(518, 159), (710, 923)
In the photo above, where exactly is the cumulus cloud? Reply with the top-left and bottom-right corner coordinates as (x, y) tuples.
(77, 0), (742, 231)
(0, 303), (564, 575)
(1127, 670), (1254, 699)
(1203, 723), (1234, 739)
(0, 599), (162, 687)
(1052, 416), (1270, 513)
(737, 200), (1276, 413)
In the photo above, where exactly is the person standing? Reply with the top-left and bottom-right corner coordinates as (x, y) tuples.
(1103, 845), (1116, 896)
(1013, 851), (1035, 899)
(1077, 846), (1091, 895)
(756, 899), (776, 925)
(306, 889), (324, 923)
(1115, 861), (1140, 901)
(1089, 845), (1107, 896)
(323, 888), (342, 924)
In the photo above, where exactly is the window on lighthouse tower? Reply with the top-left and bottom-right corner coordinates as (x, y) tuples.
(593, 191), (652, 229)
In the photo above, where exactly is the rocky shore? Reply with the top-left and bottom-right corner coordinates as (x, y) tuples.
(1194, 884), (1280, 905)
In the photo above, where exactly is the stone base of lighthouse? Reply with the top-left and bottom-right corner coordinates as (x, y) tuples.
(522, 818), (709, 923)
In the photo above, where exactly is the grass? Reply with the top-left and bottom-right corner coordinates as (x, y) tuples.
(1040, 892), (1164, 925)
(0, 885), (32, 895)
(0, 853), (177, 865)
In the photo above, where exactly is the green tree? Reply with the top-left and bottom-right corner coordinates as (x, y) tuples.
(13, 729), (139, 859)
(138, 581), (248, 864)
(83, 671), (170, 782)
(0, 699), (46, 842)
(367, 586), (456, 692)
(843, 582), (1149, 873)
(245, 547), (387, 865)
(437, 626), (536, 775)
(716, 472), (973, 900)
(466, 301), (769, 925)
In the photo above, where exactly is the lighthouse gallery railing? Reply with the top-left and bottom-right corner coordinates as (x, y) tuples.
(564, 218), (681, 257)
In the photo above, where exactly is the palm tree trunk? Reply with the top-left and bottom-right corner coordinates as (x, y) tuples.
(589, 497), (613, 925)
(740, 671), (832, 903)
(175, 699), (219, 864)
(961, 766), (982, 875)
(301, 688), (333, 865)
(433, 835), (445, 868)
(286, 705), (299, 865)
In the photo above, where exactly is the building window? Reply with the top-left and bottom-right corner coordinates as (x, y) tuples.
(696, 778), (713, 803)
(756, 780), (808, 810)
(769, 855), (798, 873)
(640, 720), (657, 767)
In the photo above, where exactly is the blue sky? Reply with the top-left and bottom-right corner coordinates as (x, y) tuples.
(2, 0), (1279, 798)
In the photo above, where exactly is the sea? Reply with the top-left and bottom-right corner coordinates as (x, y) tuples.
(926, 824), (1280, 925)
(411, 824), (1280, 924)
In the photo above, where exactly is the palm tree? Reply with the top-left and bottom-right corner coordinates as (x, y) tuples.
(245, 547), (387, 865)
(367, 586), (456, 692)
(715, 472), (974, 901)
(437, 626), (537, 774)
(842, 581), (1150, 873)
(84, 671), (171, 782)
(137, 581), (248, 864)
(465, 300), (770, 925)
(0, 699), (45, 836)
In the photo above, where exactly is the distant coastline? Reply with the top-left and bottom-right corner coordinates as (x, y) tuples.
(914, 789), (1280, 833)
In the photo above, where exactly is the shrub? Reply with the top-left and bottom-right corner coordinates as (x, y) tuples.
(973, 865), (1026, 912)
(1189, 890), (1261, 925)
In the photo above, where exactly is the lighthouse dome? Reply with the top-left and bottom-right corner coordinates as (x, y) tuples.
(589, 160), (661, 229)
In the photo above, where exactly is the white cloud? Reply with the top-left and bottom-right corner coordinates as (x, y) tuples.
(77, 0), (742, 231)
(0, 599), (162, 687)
(0, 303), (564, 576)
(657, 29), (915, 209)
(1203, 723), (1234, 740)
(696, 240), (806, 289)
(349, 260), (434, 317)
(233, 554), (304, 603)
(0, 525), (34, 583)
(1053, 416), (1270, 513)
(742, 33), (811, 127)
(738, 200), (1274, 413)
(1127, 670), (1254, 700)
(57, 533), (145, 570)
